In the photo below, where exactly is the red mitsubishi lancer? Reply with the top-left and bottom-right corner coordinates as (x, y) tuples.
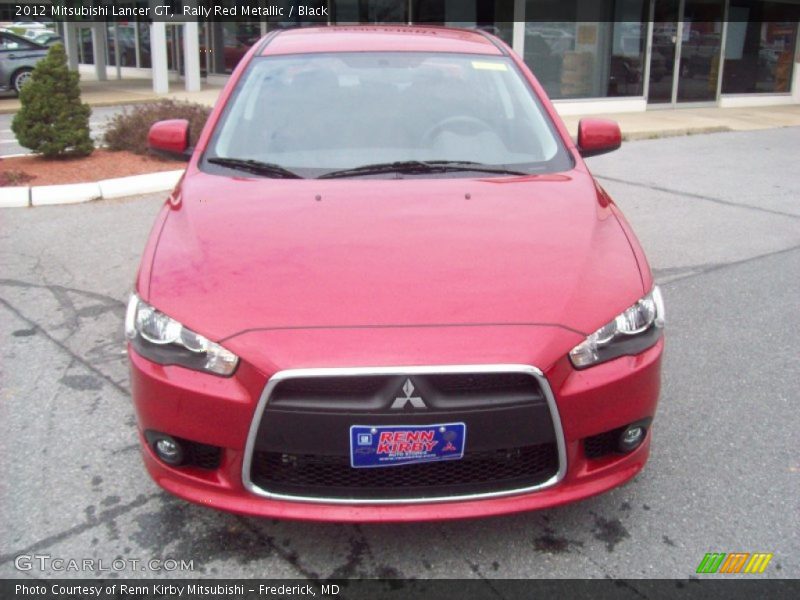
(127, 26), (664, 522)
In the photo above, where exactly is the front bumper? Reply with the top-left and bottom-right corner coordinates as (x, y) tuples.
(129, 338), (662, 522)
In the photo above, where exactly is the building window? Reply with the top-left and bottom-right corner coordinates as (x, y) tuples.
(137, 20), (151, 68)
(723, 1), (798, 94)
(211, 22), (261, 74)
(268, 0), (331, 27)
(411, 0), (513, 45)
(78, 28), (94, 65)
(106, 23), (139, 68)
(203, 1), (329, 75)
(524, 0), (648, 100)
(335, 0), (407, 22)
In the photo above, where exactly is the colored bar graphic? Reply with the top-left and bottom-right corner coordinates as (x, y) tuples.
(697, 553), (726, 574)
(744, 553), (774, 574)
(697, 552), (773, 574)
(719, 553), (749, 573)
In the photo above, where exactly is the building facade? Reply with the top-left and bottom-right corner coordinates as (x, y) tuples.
(52, 0), (800, 112)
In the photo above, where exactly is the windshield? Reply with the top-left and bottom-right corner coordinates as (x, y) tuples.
(205, 52), (572, 178)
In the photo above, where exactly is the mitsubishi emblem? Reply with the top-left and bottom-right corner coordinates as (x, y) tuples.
(390, 379), (427, 410)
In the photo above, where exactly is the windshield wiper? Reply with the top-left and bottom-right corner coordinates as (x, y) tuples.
(207, 157), (302, 179)
(318, 160), (529, 179)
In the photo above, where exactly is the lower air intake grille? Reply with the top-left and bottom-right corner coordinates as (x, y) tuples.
(251, 444), (558, 500)
(183, 440), (222, 469)
(584, 428), (624, 459)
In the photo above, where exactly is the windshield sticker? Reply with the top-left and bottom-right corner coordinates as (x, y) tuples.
(471, 61), (508, 71)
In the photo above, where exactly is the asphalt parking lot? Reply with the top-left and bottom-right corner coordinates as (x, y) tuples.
(1, 128), (798, 581)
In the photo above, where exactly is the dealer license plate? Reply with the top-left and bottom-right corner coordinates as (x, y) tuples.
(349, 422), (466, 468)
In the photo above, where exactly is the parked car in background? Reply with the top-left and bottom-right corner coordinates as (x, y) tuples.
(30, 32), (61, 47)
(0, 30), (48, 95)
(8, 20), (51, 38)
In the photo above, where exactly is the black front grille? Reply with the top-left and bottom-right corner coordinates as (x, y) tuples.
(251, 444), (559, 500)
(267, 371), (545, 412)
(275, 376), (387, 399)
(423, 372), (537, 395)
(250, 370), (561, 500)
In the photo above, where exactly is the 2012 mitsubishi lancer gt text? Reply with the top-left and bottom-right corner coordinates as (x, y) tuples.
(127, 26), (664, 522)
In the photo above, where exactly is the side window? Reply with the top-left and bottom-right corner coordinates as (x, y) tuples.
(0, 35), (22, 51)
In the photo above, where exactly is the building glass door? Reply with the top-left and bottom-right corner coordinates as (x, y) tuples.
(647, 0), (725, 105)
(677, 0), (725, 102)
(648, 0), (680, 103)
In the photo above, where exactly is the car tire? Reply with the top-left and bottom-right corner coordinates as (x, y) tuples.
(12, 68), (34, 96)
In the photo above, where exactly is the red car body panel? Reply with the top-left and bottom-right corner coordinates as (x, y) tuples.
(129, 26), (663, 521)
(146, 173), (644, 343)
(141, 443), (650, 523)
(130, 340), (661, 522)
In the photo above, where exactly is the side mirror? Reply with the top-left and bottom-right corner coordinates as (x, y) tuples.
(148, 119), (191, 160)
(577, 118), (621, 158)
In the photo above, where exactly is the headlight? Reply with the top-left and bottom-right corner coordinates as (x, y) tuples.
(125, 294), (239, 376)
(569, 286), (664, 369)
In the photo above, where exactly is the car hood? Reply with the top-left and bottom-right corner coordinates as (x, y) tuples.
(146, 170), (644, 348)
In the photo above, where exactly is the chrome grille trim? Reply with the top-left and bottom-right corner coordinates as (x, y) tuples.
(241, 364), (567, 505)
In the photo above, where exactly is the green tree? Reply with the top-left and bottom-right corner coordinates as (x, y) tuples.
(11, 44), (94, 158)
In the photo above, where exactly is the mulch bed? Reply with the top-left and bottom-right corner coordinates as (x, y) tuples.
(0, 150), (183, 187)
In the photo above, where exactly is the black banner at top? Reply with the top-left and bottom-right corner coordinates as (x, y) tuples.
(2, 0), (800, 23)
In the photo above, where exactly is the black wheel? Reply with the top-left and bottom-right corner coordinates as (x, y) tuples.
(12, 68), (34, 95)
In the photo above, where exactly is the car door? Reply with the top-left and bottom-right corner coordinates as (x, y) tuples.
(0, 33), (44, 87)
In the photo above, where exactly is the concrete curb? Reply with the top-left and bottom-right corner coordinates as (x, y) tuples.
(98, 170), (184, 199)
(621, 125), (732, 141)
(3, 169), (183, 208)
(0, 186), (29, 208)
(31, 182), (101, 206)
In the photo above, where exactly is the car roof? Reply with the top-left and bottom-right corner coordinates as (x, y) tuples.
(262, 25), (504, 57)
